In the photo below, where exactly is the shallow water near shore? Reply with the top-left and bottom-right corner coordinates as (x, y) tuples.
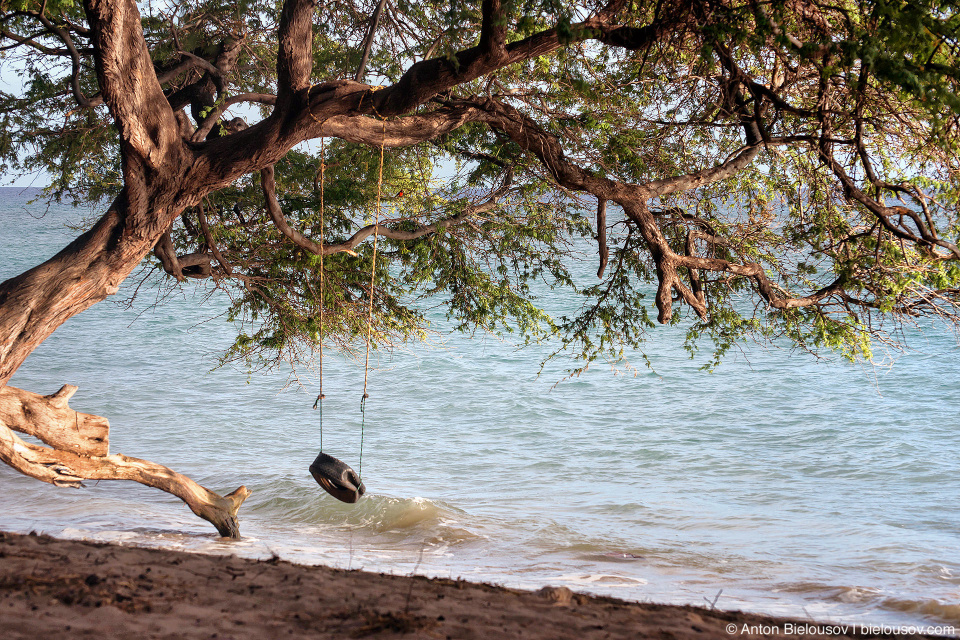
(1, 187), (959, 630)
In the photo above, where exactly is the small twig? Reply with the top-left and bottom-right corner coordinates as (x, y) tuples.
(197, 202), (233, 276)
(404, 543), (426, 613)
(703, 588), (723, 610)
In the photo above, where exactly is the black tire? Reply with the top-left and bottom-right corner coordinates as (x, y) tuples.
(309, 452), (366, 503)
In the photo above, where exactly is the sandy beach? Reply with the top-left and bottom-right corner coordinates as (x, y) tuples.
(0, 530), (950, 639)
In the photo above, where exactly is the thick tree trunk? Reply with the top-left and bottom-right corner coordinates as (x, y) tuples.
(0, 0), (335, 539)
(0, 188), (250, 537)
(0, 0), (268, 536)
(0, 192), (156, 386)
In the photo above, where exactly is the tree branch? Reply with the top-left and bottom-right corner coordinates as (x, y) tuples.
(197, 205), (233, 276)
(192, 93), (276, 143)
(354, 0), (389, 81)
(312, 104), (485, 147)
(463, 96), (831, 322)
(175, 50), (223, 80)
(34, 11), (95, 108)
(684, 229), (706, 309)
(369, 6), (669, 117)
(276, 0), (315, 112)
(0, 26), (72, 55)
(0, 390), (250, 537)
(467, 97), (684, 322)
(678, 250), (847, 310)
(596, 199), (609, 278)
(645, 141), (762, 198)
(646, 77), (763, 197)
(155, 55), (202, 86)
(262, 164), (511, 256)
(200, 9), (675, 184)
(820, 151), (960, 258)
(83, 0), (182, 170)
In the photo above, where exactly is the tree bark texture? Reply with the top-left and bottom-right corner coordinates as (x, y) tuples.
(0, 384), (250, 538)
(0, 385), (108, 456)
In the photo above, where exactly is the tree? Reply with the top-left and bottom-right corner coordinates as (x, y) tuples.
(1, 0), (958, 537)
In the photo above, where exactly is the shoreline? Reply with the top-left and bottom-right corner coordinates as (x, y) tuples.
(0, 531), (953, 639)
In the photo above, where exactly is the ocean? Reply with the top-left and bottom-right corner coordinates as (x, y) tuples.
(1, 187), (958, 630)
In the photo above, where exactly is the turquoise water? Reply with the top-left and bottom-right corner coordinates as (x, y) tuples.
(1, 187), (959, 629)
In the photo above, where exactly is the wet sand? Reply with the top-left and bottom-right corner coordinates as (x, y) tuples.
(0, 531), (944, 639)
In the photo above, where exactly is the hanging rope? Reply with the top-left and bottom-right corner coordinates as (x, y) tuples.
(359, 395), (366, 478)
(362, 139), (384, 399)
(307, 135), (369, 504)
(313, 137), (327, 452)
(358, 129), (386, 478)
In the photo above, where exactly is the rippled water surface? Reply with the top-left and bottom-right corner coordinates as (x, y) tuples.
(1, 188), (958, 629)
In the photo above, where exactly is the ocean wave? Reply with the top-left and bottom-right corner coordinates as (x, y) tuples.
(773, 581), (960, 626)
(552, 573), (647, 587)
(246, 479), (482, 547)
(879, 598), (960, 625)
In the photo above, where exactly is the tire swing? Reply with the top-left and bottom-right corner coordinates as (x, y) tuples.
(309, 138), (384, 504)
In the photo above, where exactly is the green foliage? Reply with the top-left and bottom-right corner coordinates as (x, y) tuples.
(2, 0), (960, 374)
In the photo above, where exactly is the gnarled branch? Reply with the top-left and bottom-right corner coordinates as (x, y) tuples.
(84, 0), (181, 169)
(153, 227), (185, 281)
(262, 164), (512, 256)
(0, 384), (250, 537)
(0, 384), (108, 456)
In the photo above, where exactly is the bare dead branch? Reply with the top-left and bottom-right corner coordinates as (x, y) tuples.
(0, 384), (108, 456)
(0, 27), (72, 55)
(0, 385), (250, 537)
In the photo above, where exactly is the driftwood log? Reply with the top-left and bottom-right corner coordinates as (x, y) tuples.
(0, 384), (109, 456)
(0, 384), (250, 538)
